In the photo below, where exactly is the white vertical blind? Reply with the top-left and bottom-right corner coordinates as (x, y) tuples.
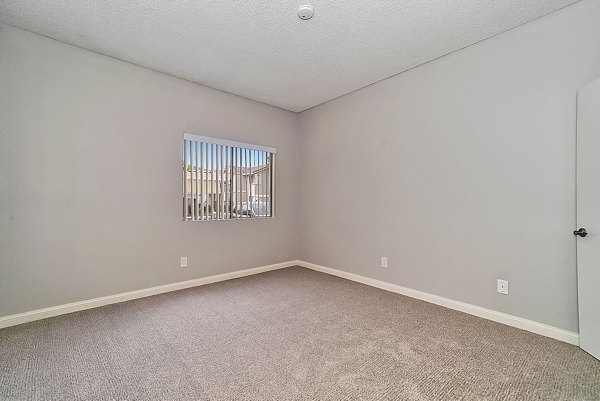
(182, 134), (276, 221)
(200, 142), (204, 221)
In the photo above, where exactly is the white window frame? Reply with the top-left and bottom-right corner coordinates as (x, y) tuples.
(182, 133), (277, 222)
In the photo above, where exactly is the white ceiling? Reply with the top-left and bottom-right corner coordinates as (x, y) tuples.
(0, 0), (580, 112)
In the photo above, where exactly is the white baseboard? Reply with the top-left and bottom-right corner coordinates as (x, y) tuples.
(297, 260), (579, 346)
(1, 260), (580, 346)
(0, 261), (296, 329)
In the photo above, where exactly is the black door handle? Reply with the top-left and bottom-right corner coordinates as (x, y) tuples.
(574, 228), (588, 237)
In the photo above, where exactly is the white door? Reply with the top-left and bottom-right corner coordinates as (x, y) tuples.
(576, 77), (600, 360)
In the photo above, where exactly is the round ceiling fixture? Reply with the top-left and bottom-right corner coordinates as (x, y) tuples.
(298, 5), (314, 20)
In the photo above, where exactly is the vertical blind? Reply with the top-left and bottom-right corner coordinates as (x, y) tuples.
(182, 133), (276, 221)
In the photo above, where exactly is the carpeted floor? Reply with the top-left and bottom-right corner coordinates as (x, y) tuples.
(1, 267), (599, 400)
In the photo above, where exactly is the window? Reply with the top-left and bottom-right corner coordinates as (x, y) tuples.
(182, 133), (276, 221)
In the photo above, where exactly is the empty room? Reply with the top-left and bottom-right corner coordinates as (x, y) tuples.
(1, 0), (600, 400)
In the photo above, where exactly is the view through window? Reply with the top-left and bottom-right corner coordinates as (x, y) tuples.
(182, 133), (276, 221)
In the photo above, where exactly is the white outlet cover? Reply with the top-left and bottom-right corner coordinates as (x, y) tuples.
(180, 257), (188, 268)
(381, 257), (388, 268)
(497, 279), (509, 295)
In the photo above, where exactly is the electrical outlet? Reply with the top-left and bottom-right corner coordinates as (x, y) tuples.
(381, 257), (388, 268)
(497, 279), (509, 295)
(180, 257), (188, 268)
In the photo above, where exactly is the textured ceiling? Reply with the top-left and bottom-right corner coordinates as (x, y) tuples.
(0, 0), (580, 112)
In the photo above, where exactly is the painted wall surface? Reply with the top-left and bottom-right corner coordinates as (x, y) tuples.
(2, 1), (600, 333)
(298, 0), (600, 332)
(0, 24), (300, 316)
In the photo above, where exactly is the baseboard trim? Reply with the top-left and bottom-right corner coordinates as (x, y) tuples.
(0, 261), (296, 329)
(297, 260), (579, 346)
(1, 260), (580, 346)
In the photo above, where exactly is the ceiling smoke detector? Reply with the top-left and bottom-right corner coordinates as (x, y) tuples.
(298, 5), (314, 20)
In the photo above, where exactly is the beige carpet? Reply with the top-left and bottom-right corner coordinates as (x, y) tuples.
(1, 266), (599, 400)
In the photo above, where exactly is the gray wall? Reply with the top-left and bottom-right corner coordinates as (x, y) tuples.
(298, 0), (600, 332)
(0, 24), (300, 317)
(2, 1), (599, 333)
